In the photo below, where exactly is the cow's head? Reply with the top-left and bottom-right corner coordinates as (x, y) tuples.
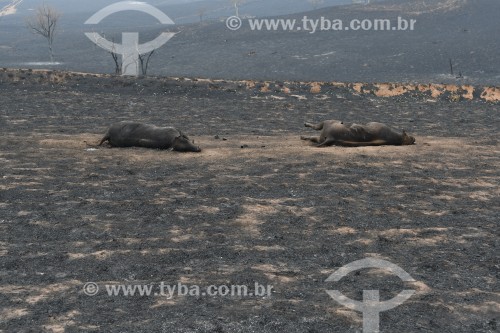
(173, 134), (201, 152)
(402, 130), (416, 145)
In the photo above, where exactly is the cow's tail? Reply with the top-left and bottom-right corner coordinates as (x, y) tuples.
(98, 132), (110, 146)
(83, 132), (109, 149)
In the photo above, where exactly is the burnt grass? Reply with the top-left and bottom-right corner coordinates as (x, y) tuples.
(0, 73), (499, 333)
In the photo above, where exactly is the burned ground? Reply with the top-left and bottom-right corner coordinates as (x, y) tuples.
(0, 72), (498, 332)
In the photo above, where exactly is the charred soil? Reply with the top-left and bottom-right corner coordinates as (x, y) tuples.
(0, 71), (499, 332)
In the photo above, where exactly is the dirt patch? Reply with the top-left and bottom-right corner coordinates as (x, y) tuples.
(0, 72), (498, 332)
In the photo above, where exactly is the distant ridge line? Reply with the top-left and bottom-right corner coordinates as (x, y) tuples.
(1, 68), (499, 103)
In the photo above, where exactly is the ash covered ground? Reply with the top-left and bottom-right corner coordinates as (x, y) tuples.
(0, 71), (498, 332)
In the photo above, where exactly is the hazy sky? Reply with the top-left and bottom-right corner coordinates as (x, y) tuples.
(2, 0), (354, 18)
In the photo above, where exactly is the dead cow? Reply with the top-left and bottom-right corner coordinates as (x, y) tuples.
(99, 122), (201, 152)
(301, 120), (415, 147)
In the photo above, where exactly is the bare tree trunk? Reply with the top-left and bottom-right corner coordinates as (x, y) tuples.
(26, 3), (60, 63)
(111, 52), (121, 75)
(48, 41), (54, 62)
(230, 0), (244, 17)
(198, 8), (206, 23)
(138, 50), (155, 76)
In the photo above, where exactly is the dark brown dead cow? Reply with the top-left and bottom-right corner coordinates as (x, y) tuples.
(301, 120), (415, 147)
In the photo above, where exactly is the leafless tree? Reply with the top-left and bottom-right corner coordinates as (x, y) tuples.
(138, 50), (155, 76)
(110, 41), (121, 75)
(229, 0), (245, 17)
(26, 3), (60, 62)
(89, 32), (121, 75)
(197, 7), (207, 23)
(91, 33), (155, 76)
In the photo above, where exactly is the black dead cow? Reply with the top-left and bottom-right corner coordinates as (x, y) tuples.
(99, 122), (201, 152)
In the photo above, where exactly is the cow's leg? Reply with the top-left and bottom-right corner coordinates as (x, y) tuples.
(304, 121), (324, 131)
(300, 135), (321, 143)
(336, 140), (389, 147)
(317, 138), (337, 147)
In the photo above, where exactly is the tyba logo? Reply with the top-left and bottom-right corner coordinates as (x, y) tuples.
(85, 1), (176, 76)
(325, 258), (416, 333)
